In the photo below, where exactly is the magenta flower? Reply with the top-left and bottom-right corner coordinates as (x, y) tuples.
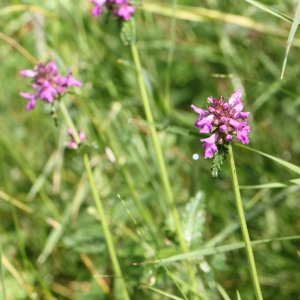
(65, 129), (86, 149)
(90, 0), (106, 16)
(191, 89), (250, 159)
(20, 61), (82, 110)
(90, 0), (135, 20)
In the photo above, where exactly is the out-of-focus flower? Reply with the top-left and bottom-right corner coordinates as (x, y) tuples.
(191, 89), (250, 159)
(20, 61), (82, 110)
(90, 0), (135, 20)
(65, 128), (86, 149)
(90, 0), (106, 16)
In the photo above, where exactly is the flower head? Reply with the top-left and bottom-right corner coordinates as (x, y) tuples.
(65, 129), (86, 149)
(191, 89), (250, 158)
(90, 0), (135, 20)
(20, 61), (82, 110)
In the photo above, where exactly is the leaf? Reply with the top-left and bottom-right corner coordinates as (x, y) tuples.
(245, 0), (293, 23)
(120, 17), (136, 46)
(144, 235), (300, 264)
(211, 144), (228, 178)
(181, 192), (206, 247)
(281, 0), (300, 79)
(236, 144), (300, 175)
(240, 178), (300, 189)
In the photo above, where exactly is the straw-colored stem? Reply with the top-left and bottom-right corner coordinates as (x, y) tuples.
(228, 144), (263, 300)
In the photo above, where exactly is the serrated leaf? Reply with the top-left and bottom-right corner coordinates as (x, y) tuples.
(211, 144), (228, 178)
(120, 17), (136, 46)
(181, 191), (206, 247)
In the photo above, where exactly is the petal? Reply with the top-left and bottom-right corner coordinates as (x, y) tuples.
(239, 111), (250, 119)
(200, 132), (219, 158)
(225, 134), (232, 141)
(114, 4), (135, 20)
(90, 0), (106, 16)
(191, 104), (209, 118)
(229, 119), (247, 131)
(227, 88), (242, 106)
(20, 92), (34, 99)
(40, 86), (57, 102)
(67, 128), (74, 137)
(237, 131), (249, 144)
(20, 69), (36, 78)
(219, 125), (227, 132)
(79, 131), (86, 142)
(65, 141), (78, 149)
(47, 61), (58, 73)
(195, 114), (214, 133)
(26, 98), (36, 110)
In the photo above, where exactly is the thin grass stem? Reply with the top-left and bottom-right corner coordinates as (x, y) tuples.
(164, 0), (177, 113)
(228, 144), (263, 300)
(130, 44), (197, 298)
(0, 238), (7, 300)
(59, 101), (130, 300)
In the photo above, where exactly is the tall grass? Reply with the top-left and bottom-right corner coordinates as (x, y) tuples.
(0, 1), (300, 299)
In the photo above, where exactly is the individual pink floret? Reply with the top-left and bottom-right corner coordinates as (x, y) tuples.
(65, 128), (86, 149)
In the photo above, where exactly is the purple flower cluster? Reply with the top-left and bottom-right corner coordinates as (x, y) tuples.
(191, 89), (250, 159)
(90, 0), (135, 20)
(19, 61), (82, 110)
(65, 129), (86, 149)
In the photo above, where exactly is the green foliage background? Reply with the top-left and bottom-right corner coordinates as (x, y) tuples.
(0, 0), (299, 299)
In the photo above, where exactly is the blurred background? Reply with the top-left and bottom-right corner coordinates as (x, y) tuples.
(0, 1), (299, 299)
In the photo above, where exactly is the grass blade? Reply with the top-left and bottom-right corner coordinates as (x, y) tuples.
(281, 0), (300, 78)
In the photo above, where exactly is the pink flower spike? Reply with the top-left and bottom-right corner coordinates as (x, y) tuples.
(19, 61), (81, 110)
(191, 88), (250, 159)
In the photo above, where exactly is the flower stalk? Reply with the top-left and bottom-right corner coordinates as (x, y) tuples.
(130, 43), (196, 298)
(228, 144), (263, 300)
(59, 101), (130, 300)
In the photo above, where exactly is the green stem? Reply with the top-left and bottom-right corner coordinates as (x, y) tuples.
(130, 44), (196, 297)
(164, 0), (177, 113)
(0, 237), (7, 300)
(228, 144), (263, 300)
(59, 101), (130, 300)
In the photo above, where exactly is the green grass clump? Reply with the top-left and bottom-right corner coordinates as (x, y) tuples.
(0, 1), (300, 299)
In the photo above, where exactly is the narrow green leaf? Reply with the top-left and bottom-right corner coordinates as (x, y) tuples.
(245, 0), (293, 23)
(144, 235), (300, 264)
(240, 178), (300, 189)
(281, 0), (300, 79)
(236, 144), (300, 175)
